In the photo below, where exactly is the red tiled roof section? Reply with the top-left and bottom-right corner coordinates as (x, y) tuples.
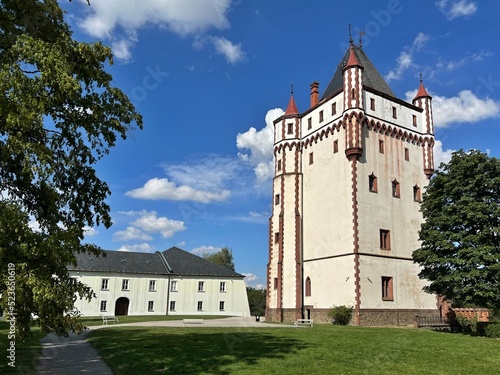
(414, 81), (431, 100)
(285, 94), (299, 115)
(345, 46), (361, 68)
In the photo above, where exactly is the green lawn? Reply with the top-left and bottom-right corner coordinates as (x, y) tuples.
(88, 325), (500, 375)
(79, 314), (227, 327)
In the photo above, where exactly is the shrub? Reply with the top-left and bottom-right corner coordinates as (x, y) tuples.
(485, 323), (500, 338)
(455, 315), (478, 333)
(327, 305), (353, 325)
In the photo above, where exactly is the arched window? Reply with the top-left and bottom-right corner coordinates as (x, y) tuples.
(305, 277), (312, 297)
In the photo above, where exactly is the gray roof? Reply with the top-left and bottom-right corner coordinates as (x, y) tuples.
(321, 45), (396, 100)
(69, 247), (244, 278)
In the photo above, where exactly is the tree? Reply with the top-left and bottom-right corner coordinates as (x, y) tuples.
(246, 287), (266, 316)
(203, 247), (235, 271)
(0, 0), (142, 339)
(413, 150), (500, 309)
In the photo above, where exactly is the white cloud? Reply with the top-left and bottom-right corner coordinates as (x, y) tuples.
(210, 36), (245, 64)
(434, 140), (455, 167)
(119, 210), (186, 238)
(191, 245), (221, 256)
(229, 211), (270, 224)
(386, 33), (430, 82)
(113, 226), (153, 241)
(405, 89), (500, 128)
(83, 226), (99, 237)
(126, 177), (230, 203)
(76, 0), (235, 61)
(437, 50), (492, 72)
(436, 0), (477, 20)
(237, 108), (284, 181)
(117, 243), (155, 253)
(242, 272), (257, 283)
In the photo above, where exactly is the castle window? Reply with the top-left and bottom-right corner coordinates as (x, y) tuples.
(122, 279), (129, 291)
(319, 110), (324, 123)
(382, 277), (394, 301)
(392, 106), (397, 119)
(170, 280), (178, 292)
(149, 280), (156, 292)
(309, 152), (314, 165)
(274, 278), (278, 289)
(100, 301), (107, 312)
(370, 98), (375, 111)
(369, 173), (378, 193)
(277, 160), (282, 171)
(308, 117), (312, 130)
(275, 194), (280, 205)
(333, 140), (339, 154)
(392, 180), (400, 198)
(379, 140), (384, 154)
(219, 301), (225, 311)
(413, 115), (417, 127)
(305, 277), (312, 297)
(380, 229), (391, 250)
(197, 301), (203, 311)
(404, 148), (409, 161)
(332, 102), (337, 115)
(169, 301), (176, 311)
(198, 281), (205, 292)
(220, 282), (226, 292)
(148, 301), (154, 312)
(287, 123), (293, 134)
(101, 278), (109, 290)
(351, 88), (356, 100)
(274, 232), (280, 243)
(413, 185), (421, 202)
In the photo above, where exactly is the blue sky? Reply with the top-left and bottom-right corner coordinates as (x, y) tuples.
(61, 0), (500, 289)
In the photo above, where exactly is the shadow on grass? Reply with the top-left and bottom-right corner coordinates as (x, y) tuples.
(88, 328), (308, 375)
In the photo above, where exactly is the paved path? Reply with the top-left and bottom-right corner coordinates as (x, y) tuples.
(36, 317), (284, 374)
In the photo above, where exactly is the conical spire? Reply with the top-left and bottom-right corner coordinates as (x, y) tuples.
(284, 84), (299, 115)
(344, 44), (362, 69)
(413, 74), (431, 100)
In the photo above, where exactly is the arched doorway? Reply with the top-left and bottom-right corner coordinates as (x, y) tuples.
(115, 297), (129, 316)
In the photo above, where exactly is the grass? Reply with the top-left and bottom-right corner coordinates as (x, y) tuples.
(87, 325), (500, 375)
(79, 314), (227, 327)
(0, 321), (44, 375)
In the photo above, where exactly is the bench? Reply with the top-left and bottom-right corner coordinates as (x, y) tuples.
(183, 319), (204, 327)
(294, 319), (313, 327)
(102, 315), (119, 325)
(416, 316), (451, 330)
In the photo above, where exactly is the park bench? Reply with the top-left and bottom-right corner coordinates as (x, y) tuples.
(102, 315), (119, 325)
(416, 316), (451, 330)
(183, 319), (204, 327)
(294, 319), (313, 327)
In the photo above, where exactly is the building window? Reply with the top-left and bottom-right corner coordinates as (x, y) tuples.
(169, 301), (176, 311)
(275, 194), (280, 205)
(332, 102), (337, 115)
(274, 277), (278, 290)
(392, 179), (400, 198)
(413, 185), (421, 202)
(287, 123), (293, 134)
(277, 160), (282, 171)
(413, 115), (417, 127)
(122, 279), (129, 291)
(198, 281), (205, 292)
(319, 110), (324, 123)
(404, 148), (409, 161)
(379, 140), (384, 154)
(149, 280), (156, 292)
(370, 98), (375, 111)
(220, 282), (226, 292)
(274, 232), (280, 243)
(148, 301), (154, 312)
(351, 88), (356, 100)
(101, 279), (109, 290)
(333, 140), (339, 154)
(219, 301), (225, 311)
(305, 277), (311, 297)
(308, 117), (312, 130)
(309, 152), (314, 165)
(369, 173), (378, 193)
(100, 301), (107, 312)
(380, 229), (391, 250)
(392, 106), (397, 119)
(170, 280), (178, 292)
(197, 301), (203, 311)
(382, 277), (394, 301)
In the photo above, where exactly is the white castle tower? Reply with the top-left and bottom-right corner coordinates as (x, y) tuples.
(266, 40), (437, 325)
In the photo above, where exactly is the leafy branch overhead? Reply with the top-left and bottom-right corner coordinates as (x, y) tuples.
(0, 0), (142, 339)
(413, 150), (500, 309)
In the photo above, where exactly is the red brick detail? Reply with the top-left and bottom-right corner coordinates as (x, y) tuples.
(351, 158), (361, 325)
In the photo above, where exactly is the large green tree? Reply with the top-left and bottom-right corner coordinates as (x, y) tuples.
(0, 0), (142, 339)
(413, 150), (500, 309)
(246, 287), (266, 316)
(202, 247), (235, 271)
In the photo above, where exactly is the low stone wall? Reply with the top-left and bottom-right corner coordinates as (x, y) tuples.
(452, 308), (489, 322)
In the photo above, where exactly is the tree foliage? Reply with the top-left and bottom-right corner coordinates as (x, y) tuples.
(246, 287), (266, 316)
(413, 150), (500, 309)
(202, 247), (235, 271)
(0, 0), (142, 339)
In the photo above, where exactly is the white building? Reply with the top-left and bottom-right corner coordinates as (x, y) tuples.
(266, 41), (438, 325)
(69, 247), (250, 317)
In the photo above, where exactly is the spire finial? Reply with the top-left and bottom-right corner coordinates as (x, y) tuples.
(349, 23), (353, 45)
(291, 83), (294, 96)
(419, 73), (423, 83)
(358, 30), (366, 48)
